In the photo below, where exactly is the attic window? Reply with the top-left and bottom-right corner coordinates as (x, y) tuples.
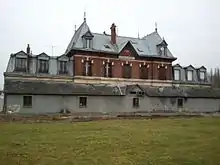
(104, 44), (110, 49)
(137, 48), (143, 52)
(200, 71), (205, 81)
(83, 39), (92, 48)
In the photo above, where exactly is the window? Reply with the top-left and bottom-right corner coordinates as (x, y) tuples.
(79, 97), (87, 108)
(104, 62), (112, 77)
(123, 64), (132, 78)
(59, 61), (68, 74)
(133, 98), (139, 108)
(83, 39), (92, 48)
(140, 65), (148, 79)
(15, 58), (27, 71)
(158, 66), (167, 80)
(177, 98), (183, 108)
(200, 71), (205, 81)
(174, 69), (180, 80)
(23, 96), (32, 107)
(83, 61), (92, 76)
(187, 70), (193, 81)
(39, 59), (49, 73)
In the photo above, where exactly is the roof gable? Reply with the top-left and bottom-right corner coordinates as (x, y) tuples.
(184, 65), (195, 70)
(11, 50), (28, 58)
(173, 63), (183, 69)
(37, 52), (50, 60)
(118, 41), (138, 59)
(57, 54), (69, 61)
(82, 30), (94, 38)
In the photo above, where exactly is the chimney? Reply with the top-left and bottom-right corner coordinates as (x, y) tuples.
(26, 44), (30, 54)
(110, 23), (116, 45)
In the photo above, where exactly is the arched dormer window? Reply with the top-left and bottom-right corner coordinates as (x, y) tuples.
(82, 30), (94, 49)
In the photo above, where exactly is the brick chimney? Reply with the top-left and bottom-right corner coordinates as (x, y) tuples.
(110, 23), (116, 45)
(26, 44), (30, 54)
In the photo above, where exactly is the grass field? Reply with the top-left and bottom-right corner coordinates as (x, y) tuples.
(0, 117), (220, 165)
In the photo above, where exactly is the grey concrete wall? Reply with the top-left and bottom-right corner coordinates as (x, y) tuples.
(5, 94), (220, 114)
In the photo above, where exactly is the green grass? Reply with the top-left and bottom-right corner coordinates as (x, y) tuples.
(0, 118), (220, 165)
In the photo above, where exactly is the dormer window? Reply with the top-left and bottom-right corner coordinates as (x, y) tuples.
(200, 71), (205, 81)
(187, 70), (193, 81)
(157, 39), (168, 56)
(82, 30), (94, 49)
(59, 61), (68, 74)
(39, 59), (49, 73)
(83, 39), (92, 48)
(15, 57), (27, 72)
(174, 69), (180, 81)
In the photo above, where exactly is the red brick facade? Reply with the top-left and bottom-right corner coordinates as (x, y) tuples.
(74, 55), (173, 80)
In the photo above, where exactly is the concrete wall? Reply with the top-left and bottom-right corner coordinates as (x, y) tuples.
(5, 94), (220, 114)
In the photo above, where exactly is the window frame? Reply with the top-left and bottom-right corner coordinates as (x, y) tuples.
(59, 61), (68, 74)
(174, 69), (180, 81)
(132, 97), (139, 108)
(79, 97), (87, 108)
(199, 71), (205, 81)
(83, 60), (92, 76)
(15, 57), (27, 72)
(38, 59), (49, 73)
(177, 98), (183, 108)
(123, 64), (132, 79)
(104, 62), (112, 78)
(23, 95), (32, 108)
(187, 70), (193, 81)
(140, 65), (148, 79)
(158, 66), (167, 80)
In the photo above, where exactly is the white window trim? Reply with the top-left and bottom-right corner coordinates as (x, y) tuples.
(200, 71), (205, 80)
(187, 70), (193, 81)
(174, 69), (180, 81)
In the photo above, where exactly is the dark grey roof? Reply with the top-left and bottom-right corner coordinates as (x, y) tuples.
(65, 20), (175, 59)
(140, 86), (220, 98)
(4, 80), (126, 96)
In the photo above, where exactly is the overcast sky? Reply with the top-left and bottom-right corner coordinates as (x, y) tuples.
(0, 0), (220, 88)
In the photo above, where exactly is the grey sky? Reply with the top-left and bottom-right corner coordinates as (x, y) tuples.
(0, 0), (220, 88)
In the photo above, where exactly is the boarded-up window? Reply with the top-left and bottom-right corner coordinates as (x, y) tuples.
(59, 61), (68, 74)
(123, 64), (131, 78)
(177, 98), (183, 108)
(158, 66), (166, 80)
(39, 59), (49, 73)
(140, 65), (148, 79)
(15, 58), (27, 72)
(79, 97), (87, 108)
(23, 96), (32, 107)
(133, 98), (139, 108)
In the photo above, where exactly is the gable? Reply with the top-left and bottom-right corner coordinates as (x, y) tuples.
(184, 65), (195, 71)
(82, 30), (94, 39)
(37, 52), (50, 60)
(12, 51), (27, 58)
(173, 64), (182, 70)
(197, 66), (206, 71)
(57, 54), (69, 61)
(118, 41), (138, 60)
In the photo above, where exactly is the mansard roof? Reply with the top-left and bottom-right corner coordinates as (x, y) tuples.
(65, 20), (176, 60)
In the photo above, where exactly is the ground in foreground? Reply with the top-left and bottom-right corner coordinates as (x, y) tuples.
(0, 117), (220, 165)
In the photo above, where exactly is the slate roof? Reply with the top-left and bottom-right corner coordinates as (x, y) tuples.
(4, 80), (126, 96)
(125, 84), (220, 98)
(65, 20), (175, 59)
(140, 86), (220, 98)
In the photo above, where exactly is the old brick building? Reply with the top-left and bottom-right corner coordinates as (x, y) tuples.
(65, 17), (176, 85)
(3, 15), (219, 114)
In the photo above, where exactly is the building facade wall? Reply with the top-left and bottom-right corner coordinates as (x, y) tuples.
(74, 55), (172, 80)
(5, 94), (220, 114)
